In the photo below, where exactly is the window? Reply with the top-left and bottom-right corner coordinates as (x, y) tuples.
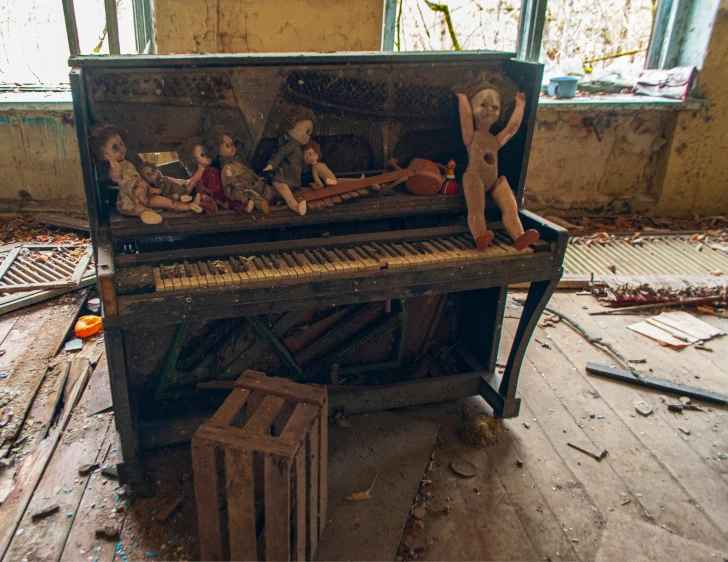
(383, 0), (720, 92)
(0, 0), (148, 86)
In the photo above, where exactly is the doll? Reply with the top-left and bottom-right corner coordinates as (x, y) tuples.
(137, 162), (192, 201)
(261, 104), (315, 215)
(206, 129), (273, 214)
(302, 140), (337, 189)
(454, 73), (540, 251)
(91, 125), (201, 225)
(178, 136), (229, 214)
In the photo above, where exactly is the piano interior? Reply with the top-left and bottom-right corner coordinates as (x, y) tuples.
(70, 52), (567, 483)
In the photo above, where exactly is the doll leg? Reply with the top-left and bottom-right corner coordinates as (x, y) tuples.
(491, 177), (540, 250)
(148, 194), (202, 214)
(272, 181), (307, 215)
(462, 170), (493, 250)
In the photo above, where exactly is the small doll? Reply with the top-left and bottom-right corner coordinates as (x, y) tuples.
(178, 137), (225, 214)
(302, 140), (337, 189)
(454, 73), (540, 251)
(91, 125), (201, 225)
(206, 129), (273, 214)
(261, 104), (316, 215)
(441, 160), (459, 195)
(137, 162), (192, 201)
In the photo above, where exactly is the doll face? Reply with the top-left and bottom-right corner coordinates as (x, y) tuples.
(102, 134), (127, 162)
(302, 147), (319, 166)
(471, 88), (501, 128)
(193, 144), (212, 167)
(288, 119), (313, 146)
(140, 166), (160, 184)
(217, 135), (236, 158)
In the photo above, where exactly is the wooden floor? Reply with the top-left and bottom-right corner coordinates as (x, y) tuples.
(1, 291), (728, 561)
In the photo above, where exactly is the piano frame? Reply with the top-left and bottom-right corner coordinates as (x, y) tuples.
(70, 52), (567, 484)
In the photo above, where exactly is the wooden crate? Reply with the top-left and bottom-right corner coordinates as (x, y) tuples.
(192, 370), (328, 561)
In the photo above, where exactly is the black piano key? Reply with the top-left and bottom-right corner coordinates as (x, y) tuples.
(159, 265), (167, 280)
(282, 253), (297, 268)
(353, 246), (371, 261)
(402, 242), (421, 255)
(362, 245), (381, 259)
(413, 241), (432, 254)
(386, 243), (405, 257)
(242, 259), (251, 272)
(333, 248), (350, 262)
(371, 242), (393, 256)
(448, 237), (467, 250)
(229, 256), (240, 273)
(439, 239), (457, 251)
(454, 235), (474, 248)
(343, 248), (359, 261)
(291, 252), (305, 267)
(429, 239), (448, 252)
(304, 249), (321, 264)
(312, 249), (328, 264)
(261, 255), (275, 270)
(269, 254), (281, 269)
(253, 256), (266, 270)
(321, 248), (336, 263)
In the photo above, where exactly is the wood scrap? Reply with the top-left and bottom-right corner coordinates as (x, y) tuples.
(567, 442), (608, 461)
(589, 295), (725, 315)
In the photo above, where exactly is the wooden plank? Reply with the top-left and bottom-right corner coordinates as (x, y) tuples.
(225, 446), (257, 562)
(244, 395), (285, 434)
(195, 425), (293, 460)
(318, 395), (328, 530)
(237, 372), (327, 406)
(192, 436), (226, 561)
(306, 417), (320, 560)
(4, 410), (113, 561)
(264, 454), (291, 561)
(0, 274), (94, 318)
(0, 291), (87, 447)
(209, 388), (250, 427)
(293, 449), (307, 561)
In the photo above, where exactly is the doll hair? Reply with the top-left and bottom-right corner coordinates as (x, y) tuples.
(136, 161), (157, 177)
(203, 126), (236, 160)
(302, 140), (322, 171)
(281, 104), (315, 132)
(178, 136), (206, 175)
(90, 124), (126, 163)
(452, 71), (519, 124)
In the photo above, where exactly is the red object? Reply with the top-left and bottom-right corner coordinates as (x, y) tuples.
(441, 160), (459, 194)
(514, 229), (540, 250)
(201, 166), (247, 214)
(405, 159), (446, 196)
(476, 231), (494, 250)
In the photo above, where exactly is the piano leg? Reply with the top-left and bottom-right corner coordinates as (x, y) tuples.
(487, 277), (560, 418)
(105, 328), (142, 485)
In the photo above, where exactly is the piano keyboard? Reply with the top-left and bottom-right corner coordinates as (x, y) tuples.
(151, 233), (533, 292)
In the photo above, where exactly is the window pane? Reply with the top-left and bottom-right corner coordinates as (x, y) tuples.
(0, 0), (137, 85)
(397, 0), (521, 52)
(542, 0), (653, 75)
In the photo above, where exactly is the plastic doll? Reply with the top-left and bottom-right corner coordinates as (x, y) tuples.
(178, 136), (228, 214)
(137, 162), (192, 201)
(302, 140), (337, 189)
(261, 105), (314, 215)
(454, 73), (540, 251)
(205, 129), (273, 214)
(91, 124), (201, 225)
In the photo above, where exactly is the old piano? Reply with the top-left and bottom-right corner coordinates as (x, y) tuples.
(69, 51), (567, 483)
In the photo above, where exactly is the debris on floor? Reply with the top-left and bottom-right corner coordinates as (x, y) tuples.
(347, 470), (378, 501)
(627, 311), (725, 349)
(458, 408), (502, 448)
(567, 442), (609, 461)
(634, 401), (653, 416)
(450, 458), (477, 478)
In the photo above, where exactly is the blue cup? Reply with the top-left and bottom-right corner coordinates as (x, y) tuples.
(548, 76), (579, 99)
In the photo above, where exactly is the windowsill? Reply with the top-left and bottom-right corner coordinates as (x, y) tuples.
(0, 91), (708, 114)
(0, 91), (74, 111)
(538, 93), (708, 112)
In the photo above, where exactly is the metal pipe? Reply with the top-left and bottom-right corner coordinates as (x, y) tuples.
(62, 0), (81, 56)
(105, 0), (121, 55)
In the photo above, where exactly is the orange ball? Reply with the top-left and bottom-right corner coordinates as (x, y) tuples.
(75, 315), (103, 339)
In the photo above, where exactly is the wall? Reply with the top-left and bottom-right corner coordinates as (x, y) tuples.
(0, 0), (726, 217)
(154, 0), (385, 54)
(0, 107), (86, 212)
(654, 4), (728, 215)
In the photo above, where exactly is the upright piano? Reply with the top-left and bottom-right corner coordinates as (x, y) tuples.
(70, 51), (567, 483)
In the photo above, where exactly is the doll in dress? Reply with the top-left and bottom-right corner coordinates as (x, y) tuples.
(137, 162), (192, 201)
(260, 104), (314, 215)
(178, 136), (231, 214)
(205, 129), (273, 214)
(91, 125), (202, 225)
(302, 140), (337, 189)
(454, 73), (540, 251)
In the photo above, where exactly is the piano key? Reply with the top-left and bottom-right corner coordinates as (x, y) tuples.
(179, 264), (191, 289)
(191, 263), (207, 288)
(280, 252), (299, 278)
(229, 256), (249, 283)
(348, 190), (360, 198)
(341, 193), (351, 201)
(332, 195), (342, 204)
(244, 258), (264, 282)
(223, 260), (242, 284)
(440, 239), (468, 261)
(184, 260), (200, 288)
(166, 265), (182, 290)
(291, 252), (312, 277)
(321, 249), (344, 273)
(253, 256), (274, 281)
(270, 254), (291, 280)
(200, 261), (217, 286)
(343, 248), (367, 271)
(352, 246), (379, 270)
(298, 253), (319, 277)
(215, 260), (234, 284)
(315, 250), (336, 274)
(287, 252), (307, 277)
(332, 248), (356, 272)
(208, 260), (226, 285)
(421, 240), (451, 262)
(430, 239), (459, 261)
(391, 243), (417, 266)
(303, 250), (323, 276)
(400, 242), (428, 264)
(153, 267), (165, 291)
(412, 241), (439, 263)
(323, 197), (335, 207)
(261, 255), (282, 281)
(363, 244), (388, 267)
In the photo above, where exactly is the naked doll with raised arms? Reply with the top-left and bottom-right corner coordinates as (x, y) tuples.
(455, 73), (540, 251)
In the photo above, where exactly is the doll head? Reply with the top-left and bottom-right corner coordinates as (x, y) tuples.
(205, 127), (237, 160)
(179, 136), (212, 174)
(454, 72), (518, 130)
(302, 140), (321, 168)
(91, 124), (127, 163)
(281, 105), (315, 146)
(137, 162), (160, 184)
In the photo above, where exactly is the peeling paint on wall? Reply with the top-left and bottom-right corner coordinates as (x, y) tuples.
(0, 111), (85, 208)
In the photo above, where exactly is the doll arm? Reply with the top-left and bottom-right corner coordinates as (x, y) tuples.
(496, 92), (526, 148)
(169, 177), (188, 186)
(107, 158), (122, 182)
(263, 142), (295, 172)
(311, 166), (324, 187)
(456, 93), (475, 147)
(186, 164), (205, 192)
(149, 187), (162, 194)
